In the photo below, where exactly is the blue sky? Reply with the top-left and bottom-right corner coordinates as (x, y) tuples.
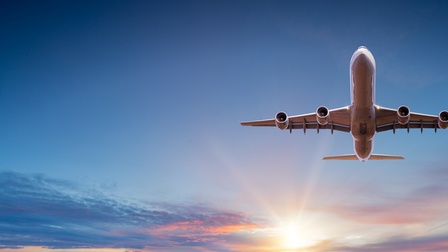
(1, 0), (448, 251)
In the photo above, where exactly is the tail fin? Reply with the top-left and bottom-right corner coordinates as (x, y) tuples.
(323, 154), (404, 161)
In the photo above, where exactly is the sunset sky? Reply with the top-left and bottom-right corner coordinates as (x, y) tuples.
(2, 1), (448, 251)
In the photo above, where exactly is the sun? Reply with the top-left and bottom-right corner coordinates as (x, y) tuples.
(280, 223), (318, 249)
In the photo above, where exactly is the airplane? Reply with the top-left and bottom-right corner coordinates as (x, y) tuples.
(241, 46), (448, 162)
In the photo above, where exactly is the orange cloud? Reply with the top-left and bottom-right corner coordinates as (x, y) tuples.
(148, 219), (258, 237)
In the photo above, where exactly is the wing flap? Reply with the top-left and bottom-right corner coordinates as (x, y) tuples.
(290, 123), (350, 133)
(376, 122), (439, 132)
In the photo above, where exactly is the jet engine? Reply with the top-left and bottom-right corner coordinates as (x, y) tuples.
(397, 105), (410, 125)
(316, 106), (330, 125)
(275, 111), (289, 130)
(438, 111), (448, 129)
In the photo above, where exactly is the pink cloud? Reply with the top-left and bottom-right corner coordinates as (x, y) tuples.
(148, 219), (258, 236)
(315, 179), (448, 225)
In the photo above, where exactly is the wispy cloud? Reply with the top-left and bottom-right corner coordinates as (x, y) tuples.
(334, 234), (448, 252)
(0, 171), (259, 250)
(315, 168), (448, 226)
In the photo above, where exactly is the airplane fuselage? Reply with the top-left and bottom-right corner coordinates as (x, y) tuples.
(350, 46), (376, 161)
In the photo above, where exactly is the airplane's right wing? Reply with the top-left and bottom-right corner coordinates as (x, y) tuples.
(241, 106), (352, 133)
(376, 106), (448, 133)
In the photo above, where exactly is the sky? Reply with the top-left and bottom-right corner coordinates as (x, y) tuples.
(1, 0), (448, 251)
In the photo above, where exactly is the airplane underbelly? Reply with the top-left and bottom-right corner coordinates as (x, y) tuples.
(351, 106), (375, 160)
(351, 107), (375, 141)
(351, 53), (375, 141)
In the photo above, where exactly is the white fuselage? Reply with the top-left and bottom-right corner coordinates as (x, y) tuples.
(350, 46), (376, 161)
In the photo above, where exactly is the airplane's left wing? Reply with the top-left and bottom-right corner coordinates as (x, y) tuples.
(376, 106), (446, 133)
(241, 106), (351, 133)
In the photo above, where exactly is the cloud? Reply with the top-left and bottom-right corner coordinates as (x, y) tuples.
(334, 234), (448, 252)
(0, 171), (259, 250)
(3, 167), (448, 252)
(315, 168), (448, 226)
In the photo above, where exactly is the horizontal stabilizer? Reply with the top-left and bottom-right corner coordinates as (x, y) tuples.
(368, 154), (404, 160)
(323, 154), (404, 161)
(322, 154), (358, 160)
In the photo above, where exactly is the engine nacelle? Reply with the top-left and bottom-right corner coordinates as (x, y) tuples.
(275, 111), (289, 130)
(438, 111), (448, 129)
(316, 106), (330, 125)
(397, 105), (410, 125)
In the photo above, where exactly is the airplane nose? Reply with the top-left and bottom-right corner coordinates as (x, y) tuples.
(358, 46), (368, 50)
(351, 52), (375, 77)
(353, 53), (370, 65)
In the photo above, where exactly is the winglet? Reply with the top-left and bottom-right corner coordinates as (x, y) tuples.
(323, 154), (404, 161)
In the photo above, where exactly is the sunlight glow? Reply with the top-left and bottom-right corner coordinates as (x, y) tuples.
(282, 224), (316, 249)
(280, 223), (319, 249)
